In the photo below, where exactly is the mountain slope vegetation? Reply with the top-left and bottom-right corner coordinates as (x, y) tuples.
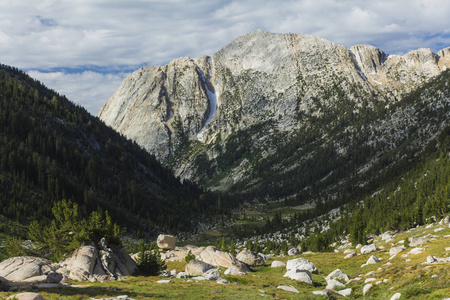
(0, 64), (219, 237)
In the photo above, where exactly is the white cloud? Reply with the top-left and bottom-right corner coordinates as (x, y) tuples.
(1, 0), (450, 113)
(27, 70), (129, 115)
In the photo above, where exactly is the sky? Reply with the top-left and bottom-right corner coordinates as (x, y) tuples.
(1, 0), (450, 115)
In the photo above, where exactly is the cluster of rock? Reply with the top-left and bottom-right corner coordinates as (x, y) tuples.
(0, 237), (137, 293)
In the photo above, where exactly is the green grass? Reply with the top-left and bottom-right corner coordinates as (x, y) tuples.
(1, 225), (449, 299)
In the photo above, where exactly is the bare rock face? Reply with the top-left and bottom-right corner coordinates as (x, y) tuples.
(98, 30), (450, 196)
(350, 44), (447, 96)
(0, 257), (59, 282)
(157, 235), (177, 251)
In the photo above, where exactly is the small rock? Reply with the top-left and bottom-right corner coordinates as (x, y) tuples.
(383, 278), (390, 283)
(409, 237), (428, 247)
(356, 244), (362, 249)
(191, 276), (205, 281)
(343, 249), (354, 254)
(363, 283), (373, 296)
(347, 277), (362, 284)
(156, 279), (171, 283)
(344, 252), (357, 259)
(277, 285), (299, 293)
(366, 255), (380, 265)
(325, 269), (349, 283)
(426, 256), (436, 263)
(7, 293), (45, 300)
(408, 248), (424, 255)
(365, 277), (376, 283)
(361, 244), (377, 254)
(389, 246), (405, 256)
(216, 279), (229, 285)
(176, 272), (188, 279)
(434, 228), (444, 232)
(390, 292), (402, 300)
(203, 268), (221, 281)
(287, 248), (300, 256)
(326, 278), (345, 290)
(270, 261), (286, 268)
(224, 267), (246, 276)
(338, 288), (352, 297)
(312, 290), (331, 296)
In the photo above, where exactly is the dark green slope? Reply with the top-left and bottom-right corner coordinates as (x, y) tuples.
(194, 69), (450, 209)
(0, 64), (217, 235)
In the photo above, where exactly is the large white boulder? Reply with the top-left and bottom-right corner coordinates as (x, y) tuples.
(283, 269), (313, 285)
(271, 261), (286, 268)
(409, 237), (428, 247)
(389, 246), (405, 256)
(326, 278), (345, 290)
(360, 244), (377, 254)
(325, 269), (349, 283)
(157, 235), (177, 250)
(224, 267), (247, 276)
(363, 283), (373, 296)
(286, 257), (318, 274)
(236, 250), (265, 266)
(184, 260), (215, 276)
(199, 246), (249, 271)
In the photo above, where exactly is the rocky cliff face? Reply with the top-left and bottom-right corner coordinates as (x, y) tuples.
(98, 30), (450, 201)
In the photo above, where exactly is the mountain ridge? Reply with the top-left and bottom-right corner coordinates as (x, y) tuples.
(98, 30), (450, 205)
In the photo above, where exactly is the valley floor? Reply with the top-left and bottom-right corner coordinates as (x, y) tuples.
(1, 223), (449, 299)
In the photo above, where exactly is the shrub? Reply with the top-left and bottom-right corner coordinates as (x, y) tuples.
(403, 284), (431, 298)
(6, 237), (27, 257)
(136, 241), (166, 276)
(28, 199), (125, 261)
(185, 250), (195, 263)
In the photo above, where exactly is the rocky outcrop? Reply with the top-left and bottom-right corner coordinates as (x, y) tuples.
(59, 239), (137, 281)
(0, 257), (60, 283)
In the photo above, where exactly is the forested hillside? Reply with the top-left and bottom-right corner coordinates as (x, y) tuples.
(0, 64), (220, 236)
